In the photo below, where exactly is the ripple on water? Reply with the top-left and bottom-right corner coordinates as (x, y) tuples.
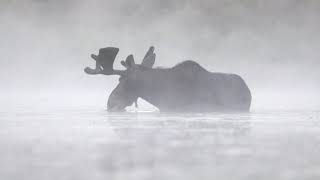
(0, 106), (320, 180)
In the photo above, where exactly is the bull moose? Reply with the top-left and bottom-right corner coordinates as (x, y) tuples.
(84, 47), (251, 112)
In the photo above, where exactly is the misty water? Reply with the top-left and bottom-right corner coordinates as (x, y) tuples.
(1, 95), (320, 180)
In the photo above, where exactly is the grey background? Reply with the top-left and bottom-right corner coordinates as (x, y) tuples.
(1, 0), (319, 109)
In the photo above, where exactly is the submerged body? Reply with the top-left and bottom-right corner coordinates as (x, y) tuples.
(110, 61), (251, 112)
(134, 61), (251, 112)
(85, 47), (251, 112)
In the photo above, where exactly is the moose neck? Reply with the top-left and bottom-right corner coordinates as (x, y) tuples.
(134, 68), (173, 110)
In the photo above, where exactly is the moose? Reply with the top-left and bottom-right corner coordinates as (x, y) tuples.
(84, 47), (251, 112)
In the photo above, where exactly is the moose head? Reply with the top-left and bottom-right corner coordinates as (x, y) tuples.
(84, 46), (156, 111)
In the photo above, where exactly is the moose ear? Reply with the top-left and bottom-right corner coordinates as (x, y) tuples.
(125, 54), (136, 68)
(120, 60), (128, 68)
(141, 46), (155, 68)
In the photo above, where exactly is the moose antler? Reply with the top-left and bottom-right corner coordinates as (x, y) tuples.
(141, 46), (155, 68)
(84, 47), (125, 76)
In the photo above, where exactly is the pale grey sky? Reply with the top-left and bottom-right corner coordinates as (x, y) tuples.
(0, 0), (319, 95)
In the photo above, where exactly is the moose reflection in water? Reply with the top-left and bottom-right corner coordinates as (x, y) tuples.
(84, 47), (251, 112)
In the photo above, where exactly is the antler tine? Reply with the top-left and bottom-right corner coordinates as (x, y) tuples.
(142, 46), (154, 61)
(141, 46), (155, 68)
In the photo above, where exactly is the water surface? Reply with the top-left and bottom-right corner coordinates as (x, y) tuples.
(0, 97), (320, 180)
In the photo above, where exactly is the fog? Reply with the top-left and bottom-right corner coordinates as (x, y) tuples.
(1, 0), (320, 110)
(2, 2), (320, 180)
